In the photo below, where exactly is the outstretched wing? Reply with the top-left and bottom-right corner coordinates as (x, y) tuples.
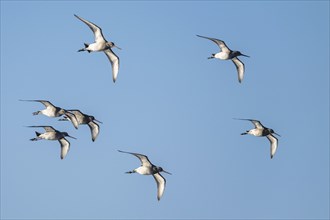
(104, 48), (120, 83)
(27, 125), (56, 132)
(153, 172), (166, 201)
(196, 35), (230, 53)
(20, 99), (55, 108)
(59, 138), (70, 160)
(74, 14), (106, 43)
(63, 109), (85, 124)
(266, 134), (278, 159)
(233, 118), (264, 129)
(63, 111), (79, 129)
(118, 150), (153, 167)
(232, 57), (245, 83)
(87, 121), (100, 142)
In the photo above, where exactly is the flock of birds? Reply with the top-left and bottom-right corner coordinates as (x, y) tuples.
(20, 14), (281, 201)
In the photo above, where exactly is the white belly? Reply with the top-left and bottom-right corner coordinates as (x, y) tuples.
(88, 42), (107, 52)
(214, 52), (229, 60)
(135, 166), (153, 175)
(248, 129), (263, 137)
(41, 108), (56, 117)
(39, 132), (57, 140)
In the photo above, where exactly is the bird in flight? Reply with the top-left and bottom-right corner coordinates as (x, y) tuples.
(234, 118), (280, 159)
(118, 150), (171, 201)
(197, 35), (249, 83)
(28, 126), (76, 160)
(75, 14), (121, 83)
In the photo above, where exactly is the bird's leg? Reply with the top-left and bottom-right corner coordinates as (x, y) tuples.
(30, 137), (41, 141)
(241, 131), (248, 135)
(32, 111), (40, 115)
(125, 170), (136, 174)
(78, 48), (86, 52)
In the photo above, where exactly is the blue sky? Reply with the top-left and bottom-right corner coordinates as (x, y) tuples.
(1, 1), (329, 219)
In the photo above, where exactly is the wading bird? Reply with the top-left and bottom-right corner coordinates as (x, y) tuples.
(28, 126), (76, 160)
(234, 118), (280, 159)
(75, 14), (121, 83)
(118, 150), (171, 201)
(197, 35), (249, 83)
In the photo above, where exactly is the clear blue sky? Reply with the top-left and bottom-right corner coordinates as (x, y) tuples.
(1, 1), (329, 219)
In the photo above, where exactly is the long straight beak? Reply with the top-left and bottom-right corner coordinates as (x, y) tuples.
(95, 119), (103, 124)
(114, 45), (122, 50)
(163, 170), (172, 175)
(68, 135), (77, 140)
(241, 54), (250, 57)
(274, 132), (281, 137)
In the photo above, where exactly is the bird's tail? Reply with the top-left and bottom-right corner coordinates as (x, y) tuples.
(30, 132), (41, 141)
(208, 53), (215, 59)
(78, 43), (90, 52)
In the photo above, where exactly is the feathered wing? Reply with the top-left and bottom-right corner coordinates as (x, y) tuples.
(87, 121), (100, 142)
(66, 109), (85, 124)
(59, 138), (70, 160)
(104, 49), (120, 83)
(153, 172), (166, 201)
(64, 111), (79, 129)
(27, 125), (56, 132)
(196, 35), (230, 53)
(233, 118), (264, 129)
(232, 57), (245, 83)
(118, 150), (153, 167)
(20, 99), (56, 111)
(266, 134), (278, 159)
(249, 120), (265, 129)
(74, 14), (106, 43)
